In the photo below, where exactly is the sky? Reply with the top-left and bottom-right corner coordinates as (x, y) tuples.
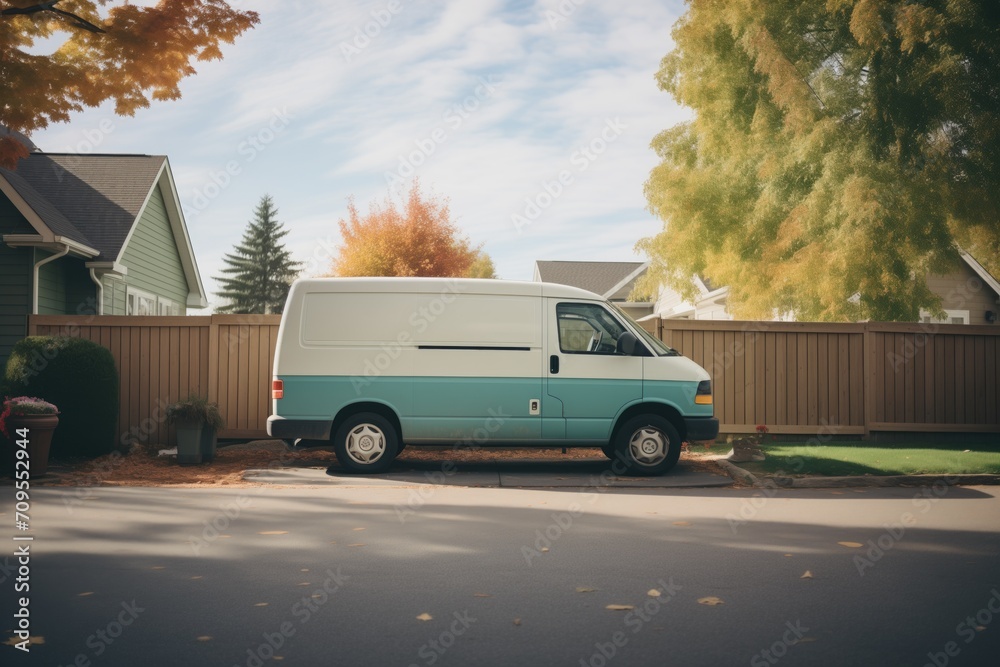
(31, 0), (690, 310)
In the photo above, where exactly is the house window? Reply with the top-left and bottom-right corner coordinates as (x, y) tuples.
(919, 309), (970, 325)
(126, 287), (157, 316)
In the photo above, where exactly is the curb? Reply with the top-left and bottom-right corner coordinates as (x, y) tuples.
(714, 460), (762, 487)
(714, 461), (1000, 488)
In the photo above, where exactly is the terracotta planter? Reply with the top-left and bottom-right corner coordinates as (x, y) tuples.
(5, 413), (59, 477)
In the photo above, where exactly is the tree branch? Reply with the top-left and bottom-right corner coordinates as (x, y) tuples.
(1, 0), (105, 33)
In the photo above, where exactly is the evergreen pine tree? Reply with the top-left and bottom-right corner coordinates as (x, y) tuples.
(215, 195), (301, 314)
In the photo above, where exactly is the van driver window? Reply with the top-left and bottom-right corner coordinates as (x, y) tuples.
(557, 303), (628, 355)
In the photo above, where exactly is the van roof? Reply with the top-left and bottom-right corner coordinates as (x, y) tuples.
(289, 277), (604, 301)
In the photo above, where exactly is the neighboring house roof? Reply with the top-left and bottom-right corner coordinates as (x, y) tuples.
(533, 260), (649, 299)
(650, 252), (999, 321)
(0, 152), (207, 308)
(960, 250), (1000, 298)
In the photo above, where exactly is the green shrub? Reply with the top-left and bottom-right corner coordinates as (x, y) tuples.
(2, 336), (119, 458)
(167, 392), (226, 430)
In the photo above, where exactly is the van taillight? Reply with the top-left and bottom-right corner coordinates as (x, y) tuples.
(695, 380), (713, 405)
(272, 379), (284, 399)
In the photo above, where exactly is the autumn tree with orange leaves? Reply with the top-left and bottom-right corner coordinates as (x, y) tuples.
(332, 183), (496, 279)
(0, 0), (259, 168)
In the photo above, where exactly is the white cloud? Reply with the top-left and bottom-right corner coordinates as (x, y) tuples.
(29, 0), (689, 305)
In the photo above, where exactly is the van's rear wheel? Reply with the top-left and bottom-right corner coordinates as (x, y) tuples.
(612, 415), (680, 476)
(334, 413), (398, 474)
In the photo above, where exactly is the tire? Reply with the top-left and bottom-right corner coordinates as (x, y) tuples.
(333, 412), (399, 474)
(601, 443), (616, 460)
(611, 415), (681, 476)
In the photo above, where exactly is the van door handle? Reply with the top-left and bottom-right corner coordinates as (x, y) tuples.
(550, 355), (559, 374)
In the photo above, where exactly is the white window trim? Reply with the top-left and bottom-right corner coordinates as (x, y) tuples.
(919, 309), (970, 325)
(127, 286), (157, 316)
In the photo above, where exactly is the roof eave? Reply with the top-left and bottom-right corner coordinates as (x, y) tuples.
(3, 233), (99, 258)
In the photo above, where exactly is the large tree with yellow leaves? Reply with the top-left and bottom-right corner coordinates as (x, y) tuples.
(0, 0), (258, 168)
(638, 0), (999, 321)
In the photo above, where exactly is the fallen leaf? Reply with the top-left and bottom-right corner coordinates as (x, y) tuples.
(274, 657), (284, 662)
(784, 554), (793, 557)
(296, 582), (311, 587)
(838, 542), (864, 548)
(4, 636), (44, 646)
(254, 603), (269, 607)
(258, 531), (288, 535)
(352, 527), (366, 532)
(801, 571), (813, 579)
(473, 593), (492, 598)
(697, 597), (724, 606)
(513, 618), (522, 626)
(672, 521), (691, 526)
(416, 613), (433, 621)
(647, 589), (662, 597)
(190, 576), (203, 580)
(348, 543), (366, 548)
(78, 592), (94, 597)
(197, 636), (212, 642)
(540, 547), (549, 552)
(606, 604), (635, 611)
(576, 587), (597, 593)
(976, 625), (986, 632)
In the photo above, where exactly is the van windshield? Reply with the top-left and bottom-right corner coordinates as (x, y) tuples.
(609, 304), (681, 357)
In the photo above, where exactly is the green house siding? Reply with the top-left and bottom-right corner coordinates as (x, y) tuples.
(34, 250), (96, 316)
(0, 194), (35, 370)
(102, 276), (127, 315)
(120, 184), (189, 308)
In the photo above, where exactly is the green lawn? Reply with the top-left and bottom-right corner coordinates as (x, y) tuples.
(730, 442), (1000, 477)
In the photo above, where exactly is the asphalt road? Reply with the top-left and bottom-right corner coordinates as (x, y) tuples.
(2, 468), (999, 667)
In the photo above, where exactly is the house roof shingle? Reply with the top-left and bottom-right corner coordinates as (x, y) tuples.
(1, 153), (165, 260)
(535, 260), (647, 299)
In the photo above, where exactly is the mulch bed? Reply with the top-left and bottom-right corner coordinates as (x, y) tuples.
(30, 441), (727, 487)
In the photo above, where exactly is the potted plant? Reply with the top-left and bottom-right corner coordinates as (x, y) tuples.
(1, 396), (60, 477)
(167, 393), (225, 465)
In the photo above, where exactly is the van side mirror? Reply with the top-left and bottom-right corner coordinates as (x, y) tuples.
(616, 332), (638, 356)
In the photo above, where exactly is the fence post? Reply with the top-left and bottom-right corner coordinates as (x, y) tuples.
(863, 323), (874, 439)
(208, 315), (220, 405)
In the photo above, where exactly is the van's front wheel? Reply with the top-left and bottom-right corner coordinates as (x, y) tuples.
(612, 415), (680, 476)
(334, 413), (398, 474)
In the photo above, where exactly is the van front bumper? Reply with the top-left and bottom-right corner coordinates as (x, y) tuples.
(267, 415), (332, 440)
(683, 417), (719, 443)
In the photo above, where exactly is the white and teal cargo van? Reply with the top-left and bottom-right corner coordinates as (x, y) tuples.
(267, 278), (718, 475)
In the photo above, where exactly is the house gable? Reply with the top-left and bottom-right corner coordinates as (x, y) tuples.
(118, 183), (190, 312)
(926, 258), (1000, 325)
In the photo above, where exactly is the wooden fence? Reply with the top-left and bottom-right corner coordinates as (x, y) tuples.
(29, 314), (281, 444)
(647, 320), (1000, 435)
(27, 315), (1000, 445)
